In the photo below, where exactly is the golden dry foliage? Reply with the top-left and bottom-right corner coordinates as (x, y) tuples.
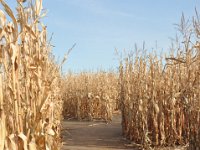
(62, 71), (118, 121)
(119, 15), (200, 149)
(0, 0), (63, 149)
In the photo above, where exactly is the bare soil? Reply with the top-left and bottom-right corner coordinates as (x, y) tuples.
(61, 113), (135, 150)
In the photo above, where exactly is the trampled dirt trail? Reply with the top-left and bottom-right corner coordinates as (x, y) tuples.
(61, 113), (187, 150)
(61, 113), (135, 150)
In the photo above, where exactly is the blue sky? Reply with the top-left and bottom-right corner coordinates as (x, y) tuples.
(3, 0), (200, 72)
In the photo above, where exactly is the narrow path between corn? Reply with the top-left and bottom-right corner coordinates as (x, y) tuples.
(61, 113), (134, 150)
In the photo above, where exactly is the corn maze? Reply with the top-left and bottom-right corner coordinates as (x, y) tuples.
(0, 0), (200, 150)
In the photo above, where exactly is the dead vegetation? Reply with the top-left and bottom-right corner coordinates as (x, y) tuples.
(1, 1), (200, 150)
(62, 71), (118, 121)
(0, 0), (63, 149)
(119, 14), (200, 149)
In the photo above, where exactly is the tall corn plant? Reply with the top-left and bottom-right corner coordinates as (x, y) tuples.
(62, 71), (118, 121)
(0, 0), (63, 149)
(119, 14), (200, 149)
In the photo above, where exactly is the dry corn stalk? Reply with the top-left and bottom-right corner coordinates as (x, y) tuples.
(119, 14), (200, 149)
(0, 0), (63, 149)
(62, 71), (118, 121)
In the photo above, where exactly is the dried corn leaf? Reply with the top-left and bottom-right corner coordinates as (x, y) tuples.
(0, 10), (6, 27)
(0, 1), (18, 40)
(8, 134), (17, 150)
(18, 133), (28, 150)
(0, 110), (6, 150)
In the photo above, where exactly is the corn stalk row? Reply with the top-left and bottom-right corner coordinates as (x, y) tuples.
(0, 0), (63, 149)
(119, 15), (200, 149)
(62, 71), (118, 121)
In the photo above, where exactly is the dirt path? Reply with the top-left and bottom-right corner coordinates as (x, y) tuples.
(61, 114), (135, 150)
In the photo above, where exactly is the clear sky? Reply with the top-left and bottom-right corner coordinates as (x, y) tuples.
(3, 0), (200, 72)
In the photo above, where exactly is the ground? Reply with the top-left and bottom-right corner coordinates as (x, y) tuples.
(61, 112), (136, 150)
(61, 113), (187, 150)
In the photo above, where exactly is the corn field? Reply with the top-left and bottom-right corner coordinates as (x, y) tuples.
(62, 71), (118, 121)
(119, 14), (200, 149)
(1, 0), (200, 150)
(0, 0), (63, 149)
